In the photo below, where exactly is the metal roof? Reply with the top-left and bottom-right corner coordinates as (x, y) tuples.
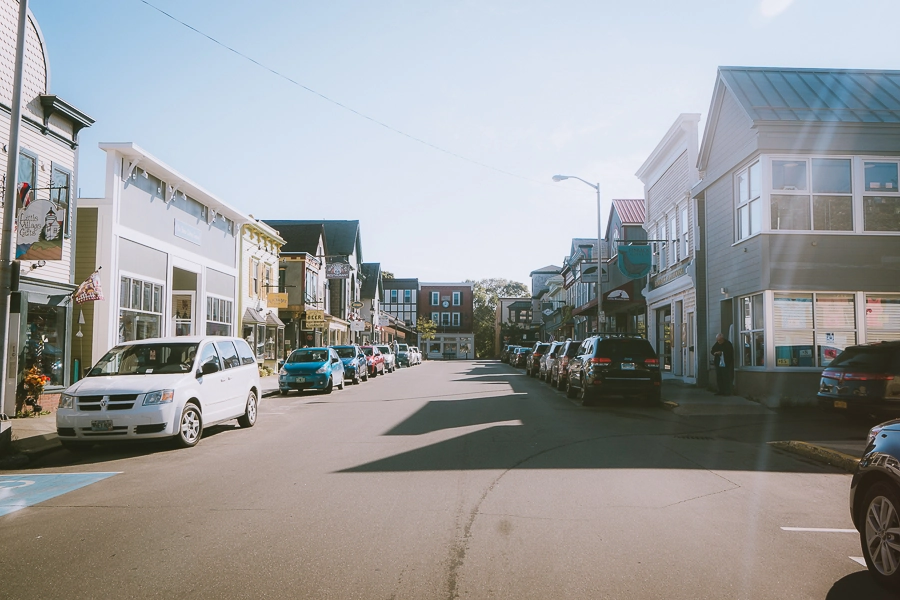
(611, 199), (645, 225)
(719, 67), (900, 123)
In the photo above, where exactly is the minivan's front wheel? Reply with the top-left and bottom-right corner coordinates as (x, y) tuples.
(238, 391), (258, 428)
(862, 481), (900, 590)
(175, 403), (202, 448)
(565, 378), (577, 398)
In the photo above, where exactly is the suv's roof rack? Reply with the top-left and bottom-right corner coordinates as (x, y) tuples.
(587, 331), (647, 339)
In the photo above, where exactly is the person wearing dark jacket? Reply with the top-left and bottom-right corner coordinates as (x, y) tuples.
(711, 333), (734, 396)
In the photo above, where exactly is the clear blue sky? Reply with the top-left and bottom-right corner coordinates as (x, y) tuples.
(30, 0), (900, 285)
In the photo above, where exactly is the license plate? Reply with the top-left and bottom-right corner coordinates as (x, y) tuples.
(621, 363), (635, 370)
(834, 400), (848, 409)
(293, 376), (305, 383)
(91, 420), (113, 432)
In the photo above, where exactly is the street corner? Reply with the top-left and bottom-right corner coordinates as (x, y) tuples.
(768, 440), (860, 473)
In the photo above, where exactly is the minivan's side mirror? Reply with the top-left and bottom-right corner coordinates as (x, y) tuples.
(200, 361), (220, 376)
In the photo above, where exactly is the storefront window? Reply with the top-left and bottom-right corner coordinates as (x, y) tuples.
(119, 276), (163, 343)
(206, 296), (233, 336)
(739, 294), (765, 367)
(265, 325), (276, 360)
(242, 323), (256, 360)
(773, 292), (856, 367)
(866, 294), (900, 342)
(23, 302), (67, 387)
(256, 324), (266, 358)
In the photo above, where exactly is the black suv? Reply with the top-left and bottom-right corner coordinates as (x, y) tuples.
(819, 341), (900, 418)
(564, 334), (661, 405)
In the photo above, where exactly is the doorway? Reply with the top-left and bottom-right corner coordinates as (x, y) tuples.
(656, 307), (672, 372)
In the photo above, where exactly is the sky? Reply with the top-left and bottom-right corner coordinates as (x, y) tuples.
(28, 0), (900, 286)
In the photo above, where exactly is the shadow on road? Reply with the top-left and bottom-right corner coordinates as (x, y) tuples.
(826, 571), (894, 599)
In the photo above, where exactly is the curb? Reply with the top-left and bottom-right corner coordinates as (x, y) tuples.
(2, 433), (61, 468)
(769, 440), (860, 473)
(662, 401), (679, 410)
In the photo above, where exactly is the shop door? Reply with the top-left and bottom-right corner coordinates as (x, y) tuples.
(657, 308), (672, 372)
(172, 292), (195, 336)
(685, 311), (695, 378)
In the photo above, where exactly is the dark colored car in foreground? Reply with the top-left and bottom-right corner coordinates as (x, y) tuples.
(850, 419), (900, 590)
(565, 334), (661, 405)
(511, 347), (532, 368)
(819, 341), (900, 418)
(526, 342), (551, 377)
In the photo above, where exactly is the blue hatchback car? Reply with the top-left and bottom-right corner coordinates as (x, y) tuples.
(332, 345), (368, 384)
(278, 347), (345, 395)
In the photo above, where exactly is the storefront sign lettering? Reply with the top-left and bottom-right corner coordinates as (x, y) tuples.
(650, 265), (687, 290)
(174, 219), (202, 245)
(16, 200), (63, 261)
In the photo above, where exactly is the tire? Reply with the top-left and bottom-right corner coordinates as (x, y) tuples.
(60, 440), (93, 453)
(237, 390), (258, 428)
(278, 389), (288, 396)
(337, 375), (345, 390)
(321, 377), (334, 394)
(362, 370), (369, 382)
(352, 371), (361, 385)
(565, 377), (577, 398)
(174, 403), (202, 448)
(861, 481), (900, 590)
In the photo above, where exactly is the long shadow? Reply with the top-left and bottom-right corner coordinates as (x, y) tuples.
(826, 572), (894, 599)
(339, 360), (868, 474)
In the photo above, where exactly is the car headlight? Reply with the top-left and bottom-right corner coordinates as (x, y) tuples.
(316, 364), (329, 374)
(142, 389), (175, 406)
(59, 393), (75, 409)
(279, 368), (288, 376)
(345, 363), (355, 371)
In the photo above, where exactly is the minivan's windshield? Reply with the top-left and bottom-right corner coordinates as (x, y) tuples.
(88, 343), (198, 376)
(333, 347), (357, 359)
(361, 347), (375, 356)
(377, 346), (392, 354)
(398, 344), (409, 351)
(288, 349), (329, 363)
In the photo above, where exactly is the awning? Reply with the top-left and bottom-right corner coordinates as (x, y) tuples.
(243, 307), (266, 324)
(266, 313), (285, 327)
(508, 300), (532, 310)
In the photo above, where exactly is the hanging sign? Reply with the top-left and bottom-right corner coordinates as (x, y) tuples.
(268, 293), (288, 308)
(304, 309), (325, 328)
(16, 196), (63, 261)
(326, 263), (351, 279)
(617, 245), (652, 279)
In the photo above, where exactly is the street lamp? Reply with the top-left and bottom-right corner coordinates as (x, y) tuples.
(552, 174), (603, 337)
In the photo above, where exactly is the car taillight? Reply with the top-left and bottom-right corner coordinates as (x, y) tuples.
(590, 357), (611, 364)
(868, 424), (885, 447)
(644, 358), (659, 367)
(842, 372), (893, 381)
(821, 370), (840, 379)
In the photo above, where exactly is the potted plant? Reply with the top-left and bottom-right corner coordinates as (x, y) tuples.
(20, 365), (50, 415)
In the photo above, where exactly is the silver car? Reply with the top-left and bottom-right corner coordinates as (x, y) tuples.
(377, 345), (396, 373)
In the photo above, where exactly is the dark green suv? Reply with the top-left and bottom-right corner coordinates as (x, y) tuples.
(564, 334), (661, 405)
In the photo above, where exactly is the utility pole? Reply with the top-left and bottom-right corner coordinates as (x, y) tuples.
(0, 0), (30, 417)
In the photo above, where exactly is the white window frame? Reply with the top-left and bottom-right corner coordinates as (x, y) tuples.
(452, 312), (460, 327)
(452, 291), (461, 306)
(768, 156), (854, 233)
(680, 205), (689, 259)
(669, 213), (678, 266)
(118, 273), (165, 343)
(738, 293), (765, 368)
(772, 291), (858, 368)
(441, 312), (451, 326)
(431, 291), (439, 306)
(206, 294), (234, 336)
(431, 312), (439, 324)
(736, 160), (762, 241)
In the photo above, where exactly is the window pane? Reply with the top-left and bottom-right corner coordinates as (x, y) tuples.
(775, 330), (814, 367)
(811, 158), (851, 194)
(774, 293), (813, 328)
(120, 277), (130, 309)
(770, 194), (810, 230)
(741, 332), (753, 366)
(813, 195), (853, 231)
(752, 294), (764, 330)
(143, 282), (152, 312)
(153, 285), (161, 313)
(739, 205), (750, 239)
(864, 162), (898, 192)
(749, 199), (761, 235)
(772, 160), (807, 191)
(742, 297), (752, 332)
(815, 293), (855, 329)
(749, 162), (761, 199)
(866, 295), (900, 342)
(817, 330), (856, 367)
(132, 280), (142, 310)
(738, 170), (748, 203)
(752, 332), (765, 366)
(864, 196), (900, 231)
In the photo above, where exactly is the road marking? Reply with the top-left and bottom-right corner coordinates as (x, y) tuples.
(780, 527), (857, 533)
(850, 557), (866, 567)
(0, 473), (120, 517)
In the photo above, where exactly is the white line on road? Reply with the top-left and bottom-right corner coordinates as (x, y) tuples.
(850, 557), (866, 567)
(780, 527), (857, 533)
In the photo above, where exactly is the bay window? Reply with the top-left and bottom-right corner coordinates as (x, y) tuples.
(739, 293), (765, 367)
(737, 161), (761, 240)
(863, 161), (900, 231)
(773, 292), (856, 368)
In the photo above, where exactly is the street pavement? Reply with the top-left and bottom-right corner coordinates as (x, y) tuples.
(0, 361), (890, 599)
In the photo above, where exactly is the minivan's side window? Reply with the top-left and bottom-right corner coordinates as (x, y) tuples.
(216, 341), (241, 369)
(234, 339), (256, 365)
(199, 343), (221, 371)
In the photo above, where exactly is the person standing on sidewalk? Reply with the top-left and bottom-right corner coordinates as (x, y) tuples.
(711, 333), (734, 396)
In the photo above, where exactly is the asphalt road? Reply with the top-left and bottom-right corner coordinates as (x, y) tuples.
(0, 360), (891, 599)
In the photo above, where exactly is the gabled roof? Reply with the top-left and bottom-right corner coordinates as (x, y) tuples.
(263, 222), (325, 255)
(719, 66), (900, 124)
(266, 220), (361, 261)
(360, 263), (381, 299)
(529, 265), (561, 276)
(611, 199), (645, 226)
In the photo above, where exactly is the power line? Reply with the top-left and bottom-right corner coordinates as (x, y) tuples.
(137, 0), (573, 190)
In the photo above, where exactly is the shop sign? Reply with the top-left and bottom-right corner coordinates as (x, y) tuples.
(268, 293), (288, 308)
(326, 263), (351, 279)
(617, 245), (652, 280)
(304, 309), (325, 328)
(649, 265), (687, 290)
(350, 320), (366, 332)
(16, 198), (64, 260)
(173, 219), (202, 246)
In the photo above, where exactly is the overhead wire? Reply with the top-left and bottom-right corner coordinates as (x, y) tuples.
(137, 0), (582, 191)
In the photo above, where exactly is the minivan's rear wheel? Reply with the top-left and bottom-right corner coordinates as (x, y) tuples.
(175, 403), (202, 448)
(862, 482), (900, 589)
(237, 391), (258, 428)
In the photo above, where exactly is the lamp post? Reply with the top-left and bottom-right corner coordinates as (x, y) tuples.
(552, 174), (602, 337)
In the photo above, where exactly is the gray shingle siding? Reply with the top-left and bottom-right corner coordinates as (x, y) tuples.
(704, 92), (758, 182)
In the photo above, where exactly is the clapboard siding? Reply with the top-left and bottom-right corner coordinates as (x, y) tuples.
(73, 207), (98, 371)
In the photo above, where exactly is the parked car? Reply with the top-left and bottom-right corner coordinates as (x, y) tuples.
(332, 345), (368, 384)
(540, 341), (565, 381)
(511, 347), (532, 368)
(278, 347), (345, 395)
(526, 342), (551, 377)
(564, 334), (661, 405)
(410, 346), (422, 365)
(377, 345), (396, 373)
(361, 345), (386, 377)
(819, 341), (900, 418)
(552, 340), (582, 389)
(396, 343), (411, 367)
(850, 419), (900, 590)
(56, 336), (260, 450)
(500, 345), (518, 363)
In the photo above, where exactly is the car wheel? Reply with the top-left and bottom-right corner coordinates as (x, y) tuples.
(861, 481), (900, 590)
(278, 389), (288, 395)
(565, 377), (577, 398)
(353, 372), (360, 384)
(579, 382), (594, 406)
(174, 403), (202, 448)
(362, 371), (368, 382)
(337, 375), (345, 390)
(60, 440), (93, 453)
(322, 377), (334, 395)
(237, 390), (258, 428)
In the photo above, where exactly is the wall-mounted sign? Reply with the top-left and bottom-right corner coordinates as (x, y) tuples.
(173, 219), (202, 245)
(326, 263), (351, 279)
(606, 289), (630, 302)
(268, 293), (288, 308)
(304, 309), (325, 328)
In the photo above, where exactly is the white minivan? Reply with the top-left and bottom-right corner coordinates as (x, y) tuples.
(56, 336), (261, 450)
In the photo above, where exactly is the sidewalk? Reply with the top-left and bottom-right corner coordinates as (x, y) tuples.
(0, 375), (281, 468)
(661, 377), (866, 473)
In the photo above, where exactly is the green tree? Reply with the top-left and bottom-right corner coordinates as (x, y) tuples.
(466, 278), (530, 358)
(382, 270), (395, 279)
(416, 316), (437, 343)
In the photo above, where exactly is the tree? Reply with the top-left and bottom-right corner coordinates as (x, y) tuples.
(382, 270), (395, 279)
(466, 278), (530, 359)
(416, 316), (437, 344)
